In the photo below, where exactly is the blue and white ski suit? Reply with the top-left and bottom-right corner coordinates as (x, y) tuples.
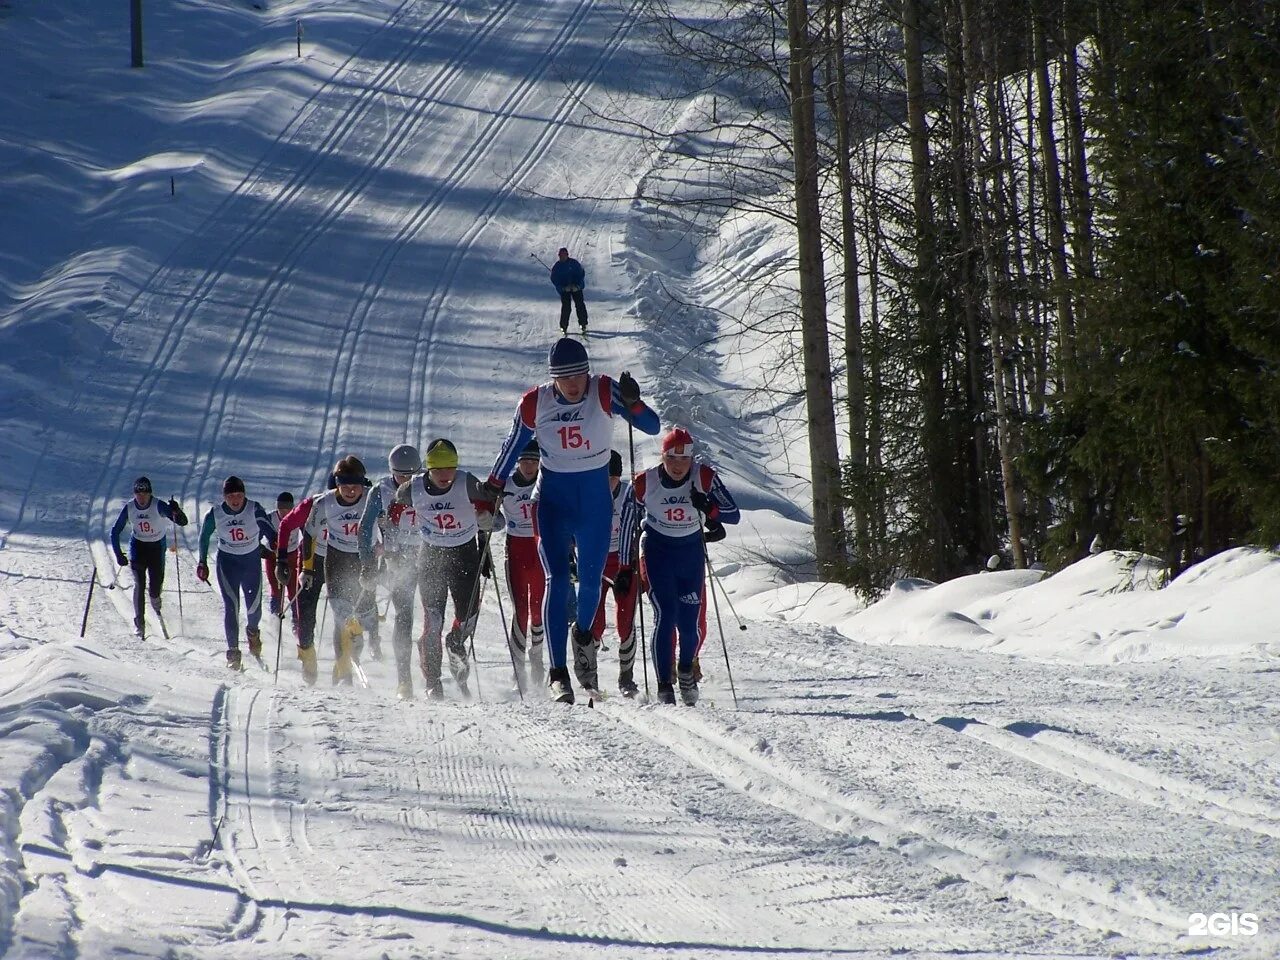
(489, 376), (659, 671)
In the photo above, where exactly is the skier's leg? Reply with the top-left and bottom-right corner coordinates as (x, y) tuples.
(559, 291), (572, 331)
(148, 543), (165, 608)
(644, 541), (680, 688)
(573, 289), (588, 325)
(389, 555), (416, 688)
(417, 547), (448, 694)
(570, 472), (611, 631)
(264, 548), (282, 615)
(534, 495), (574, 671)
(444, 539), (481, 686)
(216, 553), (242, 652)
(591, 552), (618, 642)
(130, 541), (146, 632)
(615, 561), (639, 686)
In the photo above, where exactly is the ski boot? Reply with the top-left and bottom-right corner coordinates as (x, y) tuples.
(368, 635), (384, 662)
(297, 644), (318, 685)
(677, 666), (699, 707)
(656, 682), (676, 705)
(396, 679), (413, 701)
(226, 648), (243, 671)
(246, 627), (263, 660)
(618, 668), (639, 699)
(134, 615), (145, 638)
(149, 595), (162, 615)
(571, 624), (599, 695)
(333, 619), (360, 685)
(424, 679), (445, 700)
(548, 667), (575, 704)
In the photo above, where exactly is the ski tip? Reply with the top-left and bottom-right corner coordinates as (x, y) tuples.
(587, 697), (595, 709)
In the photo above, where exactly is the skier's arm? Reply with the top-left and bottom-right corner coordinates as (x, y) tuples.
(618, 474), (645, 566)
(358, 486), (385, 565)
(572, 261), (585, 288)
(617, 488), (641, 566)
(488, 390), (538, 485)
(198, 510), (216, 564)
(253, 503), (276, 544)
(110, 504), (129, 556)
(603, 376), (660, 435)
(466, 473), (497, 531)
(276, 499), (314, 556)
(701, 467), (741, 525)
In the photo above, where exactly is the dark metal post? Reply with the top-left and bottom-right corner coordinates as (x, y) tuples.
(130, 0), (144, 68)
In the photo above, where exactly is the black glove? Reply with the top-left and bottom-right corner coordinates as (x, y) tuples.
(703, 519), (726, 543)
(167, 499), (188, 525)
(690, 490), (710, 514)
(259, 544), (272, 560)
(479, 477), (503, 502)
(115, 550), (129, 567)
(612, 567), (634, 596)
(275, 556), (290, 581)
(617, 371), (641, 406)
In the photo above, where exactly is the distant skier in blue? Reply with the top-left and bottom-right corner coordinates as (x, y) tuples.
(550, 246), (588, 336)
(110, 475), (189, 637)
(487, 337), (660, 702)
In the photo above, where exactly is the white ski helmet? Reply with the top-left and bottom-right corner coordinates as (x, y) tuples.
(388, 443), (422, 475)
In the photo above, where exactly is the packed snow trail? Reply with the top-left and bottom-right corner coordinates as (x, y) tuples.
(2, 0), (1278, 957)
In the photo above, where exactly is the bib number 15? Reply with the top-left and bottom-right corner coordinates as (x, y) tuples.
(557, 425), (590, 451)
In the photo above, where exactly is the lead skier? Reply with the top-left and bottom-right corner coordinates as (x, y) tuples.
(486, 338), (659, 702)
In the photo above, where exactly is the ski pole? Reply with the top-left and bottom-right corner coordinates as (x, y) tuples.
(530, 251), (552, 270)
(458, 534), (491, 701)
(708, 559), (747, 632)
(486, 539), (524, 701)
(628, 419), (651, 699)
(80, 564), (97, 637)
(703, 533), (738, 710)
(273, 592), (285, 683)
(170, 502), (185, 636)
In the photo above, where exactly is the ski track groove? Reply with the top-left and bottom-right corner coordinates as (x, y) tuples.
(189, 0), (525, 503)
(85, 0), (434, 545)
(932, 713), (1280, 841)
(605, 701), (1188, 945)
(2, 0), (420, 549)
(411, 0), (640, 441)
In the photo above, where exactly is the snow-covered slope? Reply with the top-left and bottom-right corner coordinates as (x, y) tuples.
(2, 1), (1278, 957)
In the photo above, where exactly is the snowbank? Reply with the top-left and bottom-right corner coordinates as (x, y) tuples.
(740, 548), (1280, 664)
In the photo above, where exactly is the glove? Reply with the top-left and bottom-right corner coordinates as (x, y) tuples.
(360, 564), (379, 591)
(301, 569), (315, 592)
(167, 498), (187, 524)
(275, 555), (290, 582)
(259, 544), (272, 560)
(476, 508), (495, 534)
(115, 550), (128, 567)
(479, 477), (503, 503)
(703, 519), (727, 543)
(612, 567), (634, 596)
(617, 371), (641, 406)
(196, 562), (210, 583)
(690, 489), (718, 519)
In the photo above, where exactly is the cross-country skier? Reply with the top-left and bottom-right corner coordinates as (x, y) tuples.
(196, 476), (275, 670)
(591, 450), (642, 696)
(497, 440), (546, 690)
(110, 476), (189, 637)
(263, 492), (301, 618)
(277, 457), (378, 685)
(486, 338), (660, 702)
(394, 438), (497, 699)
(623, 428), (739, 705)
(359, 443), (424, 699)
(550, 247), (588, 336)
(290, 524), (327, 685)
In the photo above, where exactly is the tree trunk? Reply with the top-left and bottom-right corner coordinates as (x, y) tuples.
(788, 0), (847, 574)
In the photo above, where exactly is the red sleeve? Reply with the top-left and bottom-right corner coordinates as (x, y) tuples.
(277, 497), (314, 547)
(697, 465), (715, 493)
(597, 375), (612, 414)
(519, 388), (539, 428)
(632, 472), (646, 503)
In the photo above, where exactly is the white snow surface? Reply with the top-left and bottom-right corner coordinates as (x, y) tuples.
(2, 1), (1279, 957)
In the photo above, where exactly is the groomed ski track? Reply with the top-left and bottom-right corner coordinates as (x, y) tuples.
(2, 0), (1278, 957)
